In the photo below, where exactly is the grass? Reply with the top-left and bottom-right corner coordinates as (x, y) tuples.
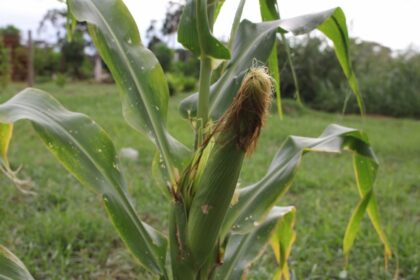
(0, 82), (419, 279)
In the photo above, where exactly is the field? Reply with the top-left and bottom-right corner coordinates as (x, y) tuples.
(0, 82), (419, 279)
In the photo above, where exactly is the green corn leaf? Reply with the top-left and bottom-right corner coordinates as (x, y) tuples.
(228, 0), (246, 50)
(0, 123), (12, 166)
(259, 0), (279, 20)
(259, 0), (282, 119)
(207, 0), (226, 27)
(353, 154), (391, 258)
(214, 207), (295, 280)
(271, 208), (296, 280)
(211, 0), (246, 82)
(317, 8), (363, 113)
(179, 7), (362, 120)
(69, 0), (190, 184)
(0, 122), (35, 195)
(343, 190), (372, 256)
(221, 124), (391, 260)
(259, 0), (302, 115)
(268, 46), (282, 117)
(259, 0), (303, 107)
(178, 0), (230, 59)
(0, 89), (167, 275)
(65, 0), (77, 42)
(212, 0), (226, 23)
(0, 245), (34, 280)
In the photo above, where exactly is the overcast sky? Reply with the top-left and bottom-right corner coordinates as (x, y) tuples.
(0, 0), (419, 51)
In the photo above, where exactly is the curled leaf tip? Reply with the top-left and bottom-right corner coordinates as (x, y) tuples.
(216, 67), (272, 155)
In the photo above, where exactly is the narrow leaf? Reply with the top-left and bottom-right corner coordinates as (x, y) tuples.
(212, 0), (246, 81)
(0, 123), (12, 165)
(259, 0), (282, 118)
(214, 207), (295, 280)
(228, 0), (246, 50)
(0, 89), (167, 275)
(65, 0), (77, 42)
(271, 208), (296, 280)
(178, 0), (230, 59)
(69, 0), (190, 184)
(317, 8), (364, 113)
(353, 154), (392, 259)
(0, 245), (34, 280)
(212, 0), (226, 23)
(343, 190), (372, 255)
(0, 122), (34, 195)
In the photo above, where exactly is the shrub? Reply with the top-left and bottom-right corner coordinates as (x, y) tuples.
(0, 35), (10, 89)
(151, 42), (174, 72)
(34, 47), (60, 79)
(279, 36), (420, 118)
(55, 73), (67, 87)
(167, 73), (197, 96)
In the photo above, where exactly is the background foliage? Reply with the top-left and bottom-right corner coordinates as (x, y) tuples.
(0, 35), (10, 89)
(279, 36), (420, 118)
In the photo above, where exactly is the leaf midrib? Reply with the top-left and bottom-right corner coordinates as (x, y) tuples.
(10, 101), (121, 190)
(5, 96), (164, 273)
(87, 1), (175, 182)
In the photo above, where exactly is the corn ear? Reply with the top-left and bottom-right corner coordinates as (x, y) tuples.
(187, 68), (272, 266)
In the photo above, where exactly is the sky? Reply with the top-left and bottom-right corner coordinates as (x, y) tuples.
(0, 0), (419, 51)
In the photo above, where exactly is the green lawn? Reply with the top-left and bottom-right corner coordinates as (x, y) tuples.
(0, 82), (419, 279)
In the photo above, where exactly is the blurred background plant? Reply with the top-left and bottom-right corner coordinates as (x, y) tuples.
(278, 36), (420, 118)
(1, 2), (419, 119)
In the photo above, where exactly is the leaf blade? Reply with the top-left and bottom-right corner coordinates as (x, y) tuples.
(0, 123), (12, 165)
(178, 0), (230, 59)
(0, 245), (34, 280)
(259, 0), (282, 118)
(69, 0), (190, 184)
(343, 190), (372, 255)
(0, 88), (167, 275)
(214, 207), (295, 280)
(271, 208), (296, 279)
(317, 8), (364, 113)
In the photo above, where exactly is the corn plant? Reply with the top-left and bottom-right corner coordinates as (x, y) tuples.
(0, 0), (391, 279)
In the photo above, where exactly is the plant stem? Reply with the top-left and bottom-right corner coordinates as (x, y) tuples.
(281, 33), (302, 105)
(197, 55), (212, 145)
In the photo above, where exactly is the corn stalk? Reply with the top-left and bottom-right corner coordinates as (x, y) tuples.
(0, 0), (390, 279)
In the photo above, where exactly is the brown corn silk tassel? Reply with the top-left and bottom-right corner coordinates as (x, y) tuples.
(213, 67), (272, 155)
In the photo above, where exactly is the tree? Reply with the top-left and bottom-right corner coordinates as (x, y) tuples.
(38, 8), (92, 79)
(0, 25), (25, 82)
(0, 34), (10, 89)
(146, 1), (184, 48)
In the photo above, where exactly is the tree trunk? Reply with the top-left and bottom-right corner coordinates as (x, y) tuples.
(27, 30), (34, 86)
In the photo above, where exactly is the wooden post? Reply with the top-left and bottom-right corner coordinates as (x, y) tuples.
(94, 53), (103, 82)
(27, 30), (34, 87)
